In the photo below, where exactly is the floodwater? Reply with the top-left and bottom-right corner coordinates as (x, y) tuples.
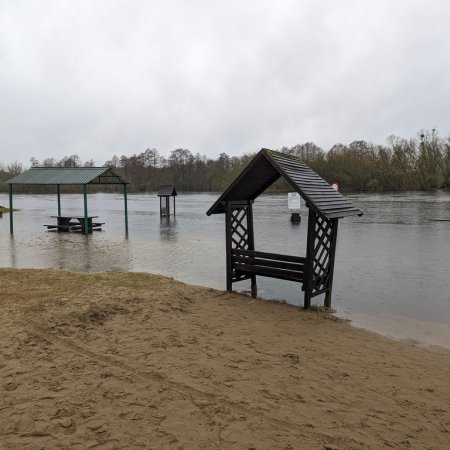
(1, 191), (449, 347)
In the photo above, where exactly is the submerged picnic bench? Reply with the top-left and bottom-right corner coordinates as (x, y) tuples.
(5, 167), (129, 236)
(44, 215), (104, 233)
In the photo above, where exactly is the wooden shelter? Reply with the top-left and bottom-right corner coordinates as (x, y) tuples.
(5, 167), (129, 236)
(157, 185), (177, 218)
(206, 149), (363, 309)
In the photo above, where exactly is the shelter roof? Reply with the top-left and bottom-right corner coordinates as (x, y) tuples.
(157, 185), (177, 196)
(206, 149), (363, 219)
(5, 167), (127, 185)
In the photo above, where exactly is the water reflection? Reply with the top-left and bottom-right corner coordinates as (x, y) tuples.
(8, 236), (17, 268)
(48, 234), (94, 272)
(159, 217), (178, 241)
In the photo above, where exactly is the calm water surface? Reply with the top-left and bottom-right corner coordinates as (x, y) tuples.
(1, 191), (449, 343)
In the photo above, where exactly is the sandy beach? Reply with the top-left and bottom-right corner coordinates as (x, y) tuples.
(1, 268), (449, 449)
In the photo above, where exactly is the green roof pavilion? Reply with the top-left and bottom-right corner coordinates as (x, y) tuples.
(5, 167), (129, 236)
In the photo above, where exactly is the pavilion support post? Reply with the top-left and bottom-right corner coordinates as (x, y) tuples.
(57, 184), (61, 217)
(225, 201), (233, 292)
(173, 196), (176, 216)
(83, 184), (89, 236)
(324, 219), (339, 308)
(247, 201), (257, 298)
(159, 197), (162, 218)
(303, 208), (316, 309)
(124, 183), (129, 235)
(9, 184), (13, 235)
(166, 197), (170, 217)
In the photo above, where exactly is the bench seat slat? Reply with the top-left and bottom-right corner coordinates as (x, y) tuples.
(232, 248), (305, 264)
(233, 263), (304, 283)
(232, 255), (304, 272)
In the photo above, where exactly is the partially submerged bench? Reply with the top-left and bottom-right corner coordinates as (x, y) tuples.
(207, 149), (363, 309)
(232, 249), (305, 283)
(44, 216), (104, 233)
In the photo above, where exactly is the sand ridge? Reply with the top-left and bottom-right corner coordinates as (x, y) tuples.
(0, 268), (449, 449)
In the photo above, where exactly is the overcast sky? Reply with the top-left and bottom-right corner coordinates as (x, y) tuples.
(1, 0), (449, 166)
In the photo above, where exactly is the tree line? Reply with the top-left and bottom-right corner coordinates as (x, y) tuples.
(1, 129), (449, 193)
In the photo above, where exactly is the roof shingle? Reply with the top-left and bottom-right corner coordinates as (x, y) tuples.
(5, 167), (127, 185)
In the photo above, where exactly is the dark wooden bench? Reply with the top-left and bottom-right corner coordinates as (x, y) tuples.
(44, 223), (104, 232)
(44, 224), (71, 231)
(44, 216), (104, 233)
(69, 222), (104, 232)
(231, 249), (305, 283)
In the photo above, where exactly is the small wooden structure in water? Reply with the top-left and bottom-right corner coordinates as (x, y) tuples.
(157, 185), (177, 218)
(207, 149), (364, 309)
(5, 167), (129, 236)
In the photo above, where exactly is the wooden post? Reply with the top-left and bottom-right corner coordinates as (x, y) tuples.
(57, 184), (61, 217)
(303, 208), (316, 309)
(225, 202), (233, 292)
(173, 196), (176, 216)
(159, 197), (162, 218)
(324, 219), (339, 308)
(166, 197), (170, 217)
(124, 183), (128, 235)
(83, 184), (89, 236)
(9, 183), (13, 235)
(247, 201), (257, 298)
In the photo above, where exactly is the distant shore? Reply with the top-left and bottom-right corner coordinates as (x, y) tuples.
(1, 268), (449, 448)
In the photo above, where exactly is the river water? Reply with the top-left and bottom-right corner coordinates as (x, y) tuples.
(1, 191), (449, 347)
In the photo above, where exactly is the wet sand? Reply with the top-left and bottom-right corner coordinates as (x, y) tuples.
(1, 268), (449, 449)
(338, 311), (450, 351)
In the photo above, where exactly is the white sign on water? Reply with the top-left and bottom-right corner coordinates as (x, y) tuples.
(288, 192), (300, 210)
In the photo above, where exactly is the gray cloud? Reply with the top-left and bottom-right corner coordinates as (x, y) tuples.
(1, 0), (449, 166)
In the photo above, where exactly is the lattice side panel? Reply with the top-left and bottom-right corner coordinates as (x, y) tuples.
(229, 206), (252, 282)
(230, 207), (250, 250)
(311, 215), (334, 293)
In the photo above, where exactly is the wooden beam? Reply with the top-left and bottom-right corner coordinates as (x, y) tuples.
(324, 219), (339, 308)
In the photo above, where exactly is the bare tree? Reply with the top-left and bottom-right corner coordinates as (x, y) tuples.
(42, 157), (57, 167)
(104, 155), (120, 169)
(30, 157), (40, 167)
(6, 161), (23, 175)
(84, 159), (96, 167)
(58, 154), (81, 167)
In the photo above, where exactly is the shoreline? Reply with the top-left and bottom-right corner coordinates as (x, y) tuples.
(1, 268), (449, 448)
(336, 310), (450, 352)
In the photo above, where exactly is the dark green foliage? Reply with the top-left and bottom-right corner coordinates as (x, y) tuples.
(1, 130), (449, 193)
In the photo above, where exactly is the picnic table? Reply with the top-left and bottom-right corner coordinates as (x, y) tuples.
(44, 216), (104, 233)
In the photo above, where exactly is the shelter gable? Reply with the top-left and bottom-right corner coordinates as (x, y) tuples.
(206, 152), (280, 215)
(207, 148), (363, 219)
(157, 185), (177, 196)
